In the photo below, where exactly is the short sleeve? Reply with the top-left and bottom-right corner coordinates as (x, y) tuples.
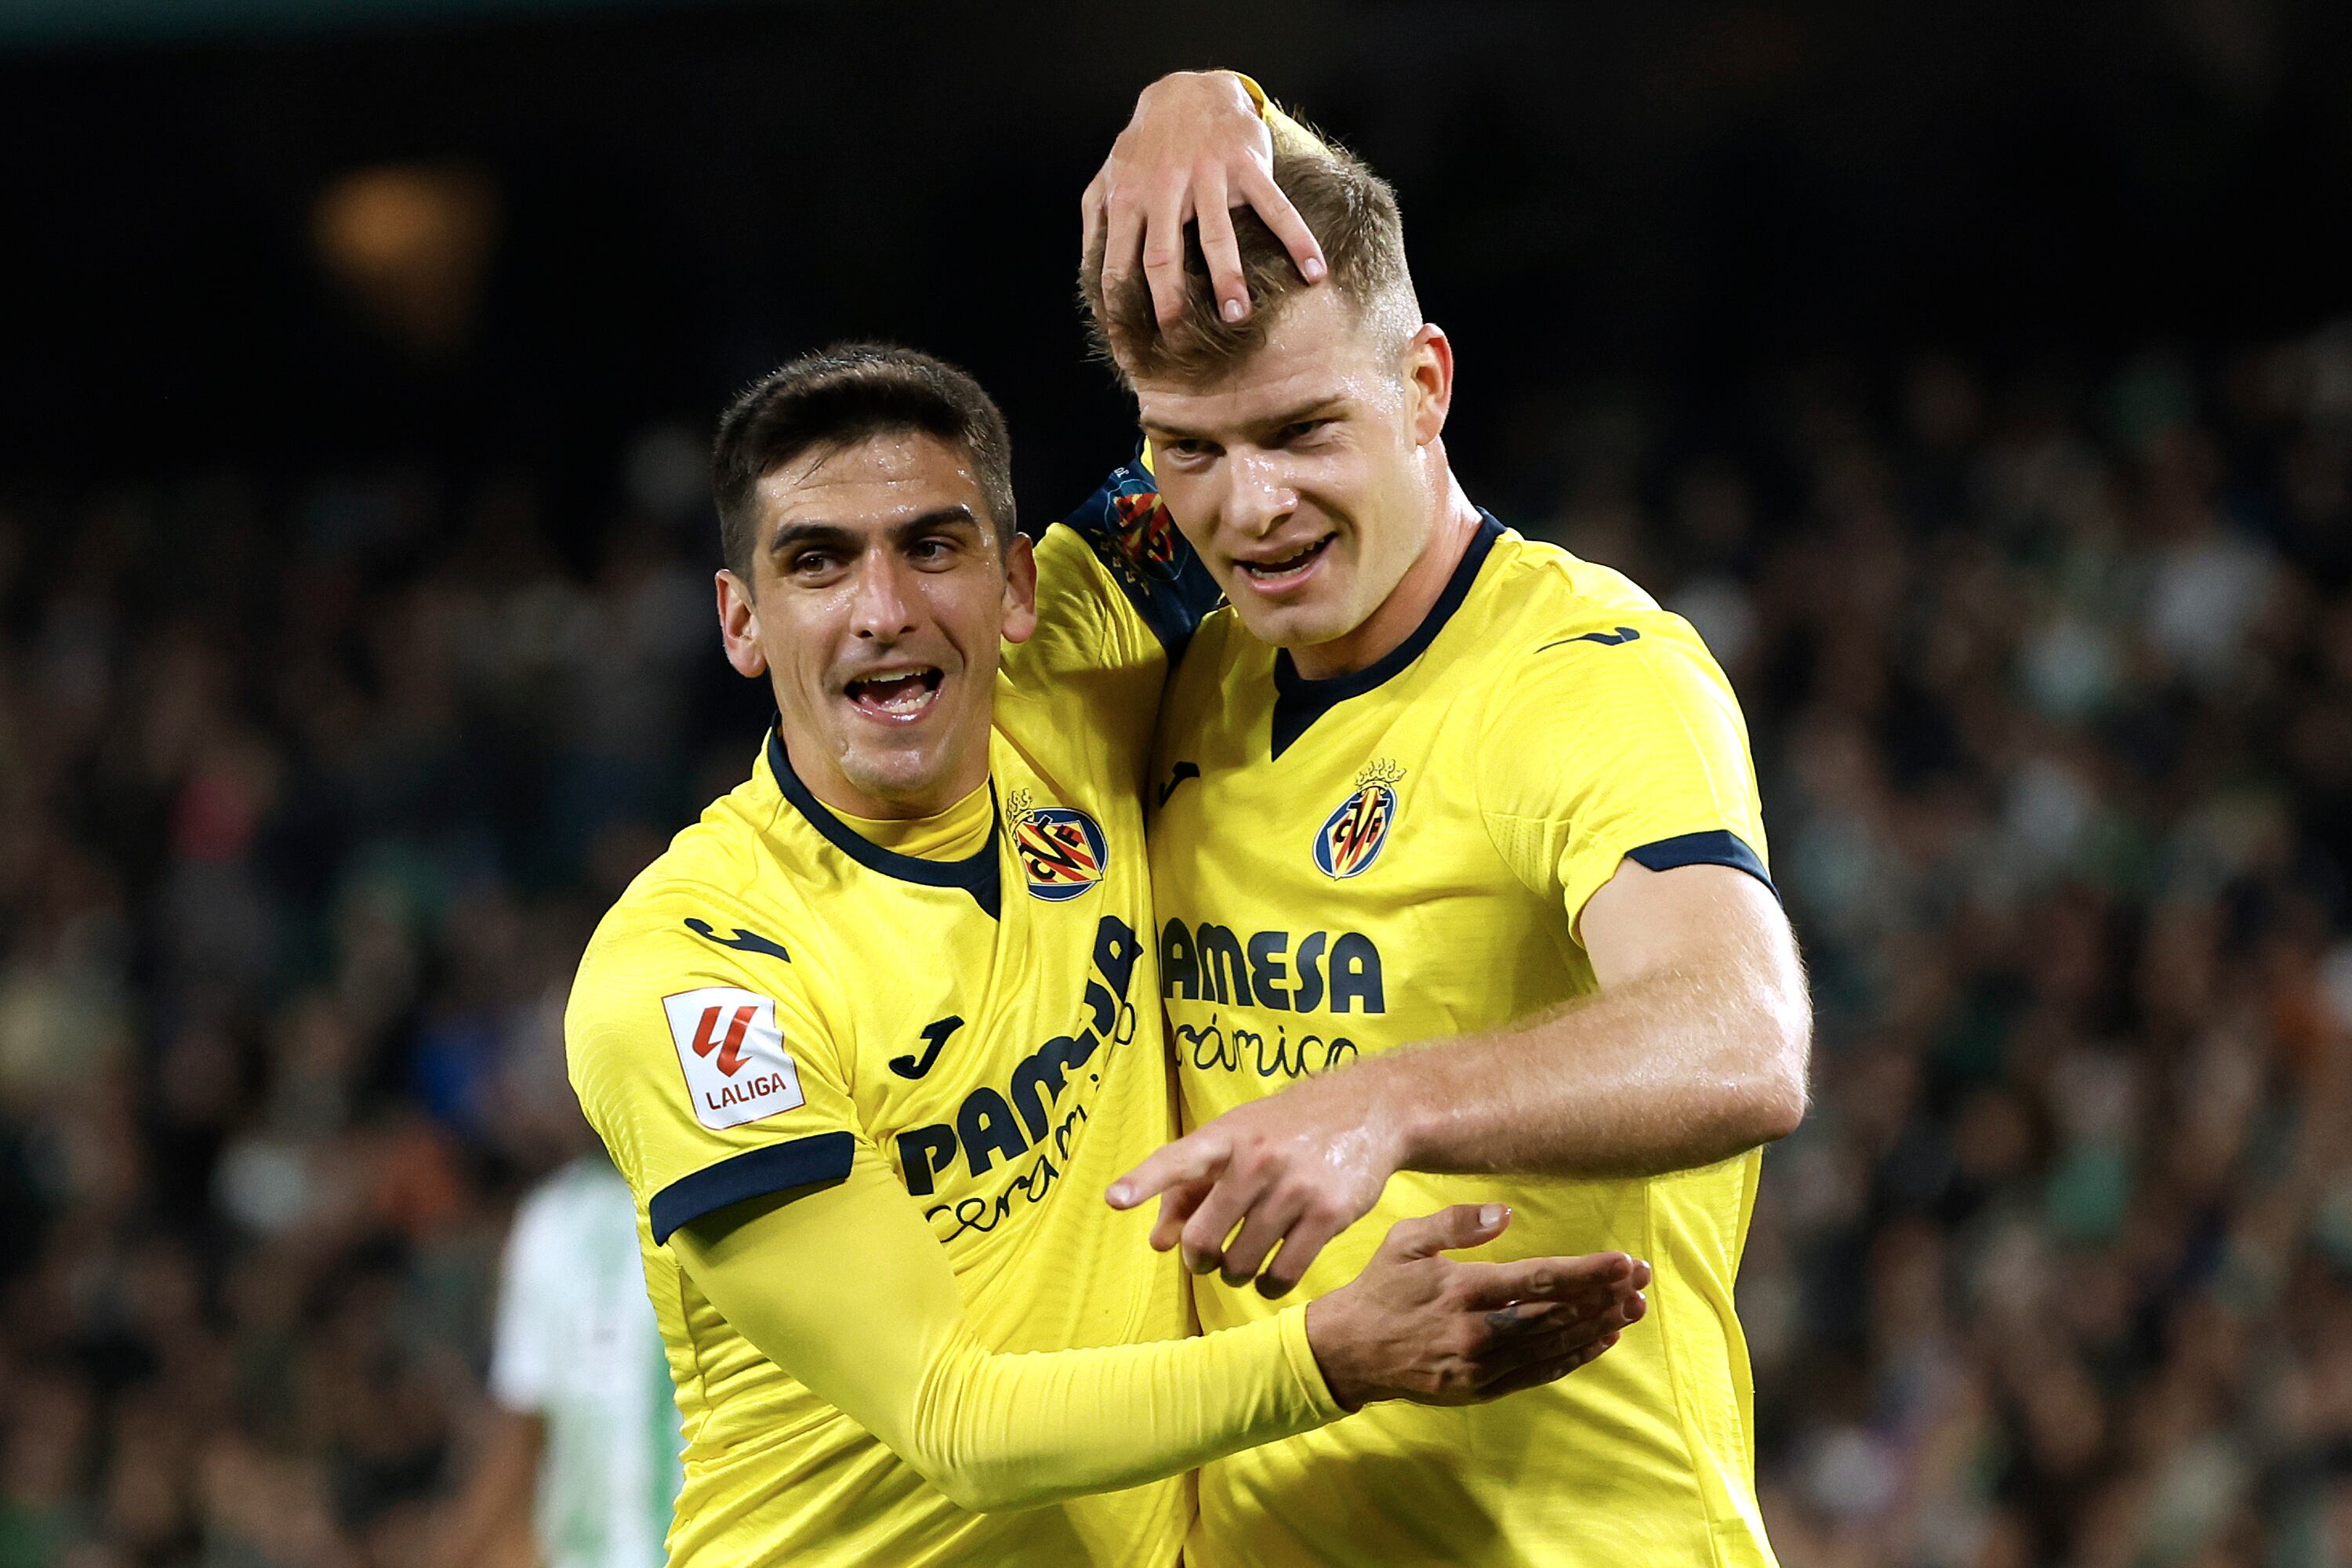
(1037, 457), (1223, 664)
(1476, 610), (1773, 936)
(486, 1187), (557, 1412)
(566, 922), (860, 1245)
(997, 460), (1223, 793)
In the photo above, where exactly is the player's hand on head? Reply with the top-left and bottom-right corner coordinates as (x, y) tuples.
(1083, 69), (1327, 330)
(1107, 1067), (1399, 1297)
(1301, 1205), (1650, 1410)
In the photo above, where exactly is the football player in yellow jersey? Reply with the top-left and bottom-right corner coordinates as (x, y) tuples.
(1081, 74), (1813, 1565)
(565, 342), (1653, 1566)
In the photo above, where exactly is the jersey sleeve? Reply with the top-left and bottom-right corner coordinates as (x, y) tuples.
(999, 460), (1223, 787)
(670, 1138), (1344, 1513)
(566, 914), (862, 1246)
(1061, 457), (1222, 660)
(1475, 609), (1773, 937)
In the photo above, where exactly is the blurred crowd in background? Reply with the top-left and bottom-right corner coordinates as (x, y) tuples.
(2, 313), (2350, 1567)
(5, 4), (2352, 1562)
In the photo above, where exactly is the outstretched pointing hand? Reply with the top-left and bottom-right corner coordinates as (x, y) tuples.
(1109, 1065), (1399, 1298)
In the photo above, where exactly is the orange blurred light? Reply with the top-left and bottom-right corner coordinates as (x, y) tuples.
(311, 162), (498, 358)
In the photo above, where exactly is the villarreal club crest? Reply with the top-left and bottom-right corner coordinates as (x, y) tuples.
(1007, 789), (1108, 902)
(1315, 760), (1405, 880)
(1110, 485), (1183, 574)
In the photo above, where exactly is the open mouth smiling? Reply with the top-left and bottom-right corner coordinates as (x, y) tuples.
(844, 666), (943, 722)
(1232, 532), (1336, 588)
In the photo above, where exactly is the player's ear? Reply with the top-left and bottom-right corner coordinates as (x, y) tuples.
(1403, 323), (1453, 446)
(717, 569), (769, 677)
(1000, 532), (1039, 644)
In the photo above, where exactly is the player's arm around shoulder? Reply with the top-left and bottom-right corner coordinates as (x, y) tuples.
(998, 65), (1331, 742)
(1018, 463), (1220, 677)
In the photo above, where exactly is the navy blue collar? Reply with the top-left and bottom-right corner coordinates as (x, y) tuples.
(1269, 512), (1504, 759)
(765, 726), (1001, 918)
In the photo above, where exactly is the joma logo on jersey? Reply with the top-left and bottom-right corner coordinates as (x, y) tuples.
(1007, 789), (1107, 902)
(662, 987), (806, 1131)
(897, 916), (1141, 1198)
(1314, 760), (1405, 879)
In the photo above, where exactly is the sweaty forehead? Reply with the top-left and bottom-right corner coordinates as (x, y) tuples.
(754, 431), (985, 528)
(1136, 290), (1403, 435)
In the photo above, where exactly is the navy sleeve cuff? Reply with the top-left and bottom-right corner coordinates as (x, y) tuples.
(1625, 830), (1779, 902)
(648, 1131), (856, 1243)
(1051, 459), (1223, 662)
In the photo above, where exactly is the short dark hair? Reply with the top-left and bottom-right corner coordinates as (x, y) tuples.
(711, 343), (1017, 581)
(1081, 140), (1418, 387)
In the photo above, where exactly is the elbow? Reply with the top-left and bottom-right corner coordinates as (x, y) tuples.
(896, 1345), (1064, 1515)
(1744, 987), (1813, 1146)
(1724, 983), (1810, 1150)
(895, 1414), (1055, 1515)
(926, 1468), (1003, 1516)
(923, 1460), (1051, 1516)
(1743, 1070), (1808, 1146)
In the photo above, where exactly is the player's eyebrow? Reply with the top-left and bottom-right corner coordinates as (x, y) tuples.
(1143, 396), (1348, 445)
(766, 506), (982, 557)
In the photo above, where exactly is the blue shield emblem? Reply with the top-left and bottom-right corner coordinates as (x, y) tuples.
(1314, 783), (1396, 880)
(1017, 807), (1108, 902)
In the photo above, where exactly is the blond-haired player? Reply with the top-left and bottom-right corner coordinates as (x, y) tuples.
(1083, 74), (1811, 1567)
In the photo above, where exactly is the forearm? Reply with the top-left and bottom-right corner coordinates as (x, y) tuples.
(903, 1303), (1336, 1510)
(1377, 963), (1809, 1180)
(675, 1146), (1339, 1513)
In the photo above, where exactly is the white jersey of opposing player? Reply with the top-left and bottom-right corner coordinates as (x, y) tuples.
(490, 1155), (681, 1568)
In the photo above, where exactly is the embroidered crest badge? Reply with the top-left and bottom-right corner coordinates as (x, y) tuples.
(1007, 788), (1108, 902)
(1314, 760), (1404, 880)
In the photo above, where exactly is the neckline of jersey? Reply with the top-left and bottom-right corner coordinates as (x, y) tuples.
(834, 778), (994, 859)
(763, 724), (1004, 917)
(1268, 510), (1506, 759)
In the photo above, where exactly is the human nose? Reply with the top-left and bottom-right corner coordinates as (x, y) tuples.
(848, 552), (918, 641)
(1221, 448), (1298, 540)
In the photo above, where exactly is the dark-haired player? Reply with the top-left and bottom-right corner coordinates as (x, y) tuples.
(564, 342), (1649, 1566)
(1083, 74), (1810, 1566)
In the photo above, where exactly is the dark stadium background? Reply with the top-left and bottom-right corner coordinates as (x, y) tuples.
(5, 2), (2352, 1565)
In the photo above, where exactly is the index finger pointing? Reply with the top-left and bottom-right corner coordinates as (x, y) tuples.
(1108, 1131), (1229, 1210)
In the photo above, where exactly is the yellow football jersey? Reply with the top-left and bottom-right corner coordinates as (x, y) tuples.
(1150, 514), (1781, 1567)
(568, 471), (1235, 1567)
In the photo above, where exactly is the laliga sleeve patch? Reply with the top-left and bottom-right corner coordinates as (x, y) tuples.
(662, 987), (807, 1131)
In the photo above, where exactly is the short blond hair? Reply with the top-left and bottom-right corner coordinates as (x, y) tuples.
(1081, 140), (1420, 387)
